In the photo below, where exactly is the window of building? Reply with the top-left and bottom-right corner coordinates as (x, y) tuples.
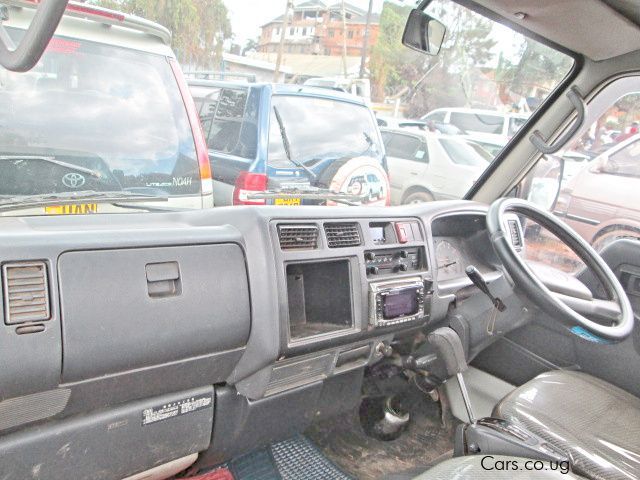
(348, 30), (354, 39)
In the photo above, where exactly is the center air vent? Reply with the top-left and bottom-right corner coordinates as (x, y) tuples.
(507, 219), (523, 250)
(278, 225), (319, 250)
(2, 262), (50, 325)
(325, 223), (362, 248)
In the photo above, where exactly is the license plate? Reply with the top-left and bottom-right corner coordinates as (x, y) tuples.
(44, 204), (98, 215)
(274, 198), (301, 206)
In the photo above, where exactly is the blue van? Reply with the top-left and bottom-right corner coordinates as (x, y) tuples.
(188, 80), (389, 206)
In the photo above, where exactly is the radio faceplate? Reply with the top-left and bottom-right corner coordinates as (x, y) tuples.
(365, 247), (425, 277)
(369, 277), (427, 327)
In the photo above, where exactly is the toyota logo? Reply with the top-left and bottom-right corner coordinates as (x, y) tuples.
(62, 172), (86, 189)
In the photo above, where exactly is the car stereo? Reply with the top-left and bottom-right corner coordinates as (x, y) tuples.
(369, 277), (426, 327)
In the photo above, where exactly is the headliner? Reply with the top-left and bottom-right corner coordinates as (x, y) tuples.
(468, 0), (640, 61)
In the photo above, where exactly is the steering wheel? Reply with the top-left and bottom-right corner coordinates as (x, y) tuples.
(487, 197), (634, 341)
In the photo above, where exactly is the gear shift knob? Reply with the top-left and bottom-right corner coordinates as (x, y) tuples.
(427, 327), (468, 377)
(428, 327), (476, 423)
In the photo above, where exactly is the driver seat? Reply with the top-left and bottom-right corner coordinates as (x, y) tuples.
(493, 370), (640, 480)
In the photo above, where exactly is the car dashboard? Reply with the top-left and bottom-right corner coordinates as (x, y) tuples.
(0, 200), (517, 479)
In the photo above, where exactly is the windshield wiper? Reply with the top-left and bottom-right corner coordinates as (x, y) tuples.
(272, 106), (318, 179)
(0, 155), (105, 179)
(0, 191), (168, 213)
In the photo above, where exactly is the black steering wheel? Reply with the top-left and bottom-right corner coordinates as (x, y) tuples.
(487, 198), (634, 341)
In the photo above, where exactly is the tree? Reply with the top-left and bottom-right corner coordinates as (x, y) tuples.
(496, 38), (573, 106)
(242, 38), (259, 56)
(369, 1), (497, 114)
(90, 0), (232, 68)
(369, 2), (422, 102)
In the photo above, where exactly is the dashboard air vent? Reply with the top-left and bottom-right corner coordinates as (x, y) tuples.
(278, 225), (319, 250)
(2, 262), (50, 325)
(507, 220), (523, 250)
(325, 223), (362, 248)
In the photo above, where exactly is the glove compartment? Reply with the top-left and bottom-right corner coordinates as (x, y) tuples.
(59, 244), (250, 382)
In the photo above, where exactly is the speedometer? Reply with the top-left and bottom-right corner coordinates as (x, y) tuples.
(435, 240), (464, 280)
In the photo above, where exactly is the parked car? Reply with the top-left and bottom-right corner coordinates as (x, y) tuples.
(302, 77), (371, 103)
(421, 107), (529, 145)
(0, 3), (212, 215)
(381, 128), (486, 204)
(189, 80), (389, 207)
(376, 115), (466, 136)
(555, 134), (640, 250)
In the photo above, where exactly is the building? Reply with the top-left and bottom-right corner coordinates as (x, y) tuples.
(258, 0), (380, 57)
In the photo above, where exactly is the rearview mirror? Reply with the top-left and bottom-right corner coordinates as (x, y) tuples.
(0, 0), (69, 72)
(402, 9), (446, 56)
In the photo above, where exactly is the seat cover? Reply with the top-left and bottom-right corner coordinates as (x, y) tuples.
(494, 370), (640, 480)
(413, 455), (582, 479)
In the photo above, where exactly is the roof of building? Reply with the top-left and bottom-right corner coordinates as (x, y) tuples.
(261, 1), (378, 27)
(222, 53), (293, 74)
(249, 52), (361, 77)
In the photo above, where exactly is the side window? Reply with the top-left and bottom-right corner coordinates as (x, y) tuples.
(508, 117), (527, 136)
(209, 88), (258, 159)
(450, 112), (503, 134)
(385, 133), (423, 161)
(425, 111), (446, 123)
(601, 139), (640, 177)
(194, 87), (221, 145)
(518, 87), (640, 272)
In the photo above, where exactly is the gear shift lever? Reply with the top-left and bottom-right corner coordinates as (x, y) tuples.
(428, 330), (569, 462)
(427, 327), (476, 423)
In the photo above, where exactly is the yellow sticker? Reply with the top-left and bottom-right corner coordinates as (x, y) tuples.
(274, 198), (302, 206)
(45, 204), (98, 215)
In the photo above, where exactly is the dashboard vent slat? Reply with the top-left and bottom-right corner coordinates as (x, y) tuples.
(507, 220), (523, 250)
(3, 262), (50, 325)
(278, 225), (319, 250)
(325, 223), (362, 248)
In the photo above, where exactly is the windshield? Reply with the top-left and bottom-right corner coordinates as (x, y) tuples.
(1, 0), (573, 213)
(268, 95), (383, 168)
(0, 28), (200, 202)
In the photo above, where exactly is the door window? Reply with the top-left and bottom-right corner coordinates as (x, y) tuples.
(600, 139), (640, 177)
(207, 88), (259, 159)
(450, 112), (504, 135)
(424, 111), (446, 123)
(518, 85), (640, 268)
(385, 133), (426, 162)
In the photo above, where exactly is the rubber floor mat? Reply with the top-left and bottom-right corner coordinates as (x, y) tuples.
(227, 448), (280, 480)
(225, 435), (353, 480)
(272, 435), (353, 480)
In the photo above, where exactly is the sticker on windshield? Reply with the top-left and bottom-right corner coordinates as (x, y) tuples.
(141, 393), (212, 426)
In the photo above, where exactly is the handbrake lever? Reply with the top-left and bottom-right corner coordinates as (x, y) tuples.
(465, 266), (506, 312)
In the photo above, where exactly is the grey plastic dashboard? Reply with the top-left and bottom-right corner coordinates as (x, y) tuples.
(0, 200), (493, 401)
(0, 200), (506, 478)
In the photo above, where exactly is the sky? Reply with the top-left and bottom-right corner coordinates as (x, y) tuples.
(224, 0), (387, 44)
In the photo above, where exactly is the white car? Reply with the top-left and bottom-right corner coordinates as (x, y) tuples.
(381, 128), (487, 204)
(421, 107), (529, 145)
(0, 1), (213, 216)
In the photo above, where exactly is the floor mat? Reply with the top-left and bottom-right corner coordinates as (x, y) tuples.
(306, 385), (457, 480)
(225, 435), (353, 480)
